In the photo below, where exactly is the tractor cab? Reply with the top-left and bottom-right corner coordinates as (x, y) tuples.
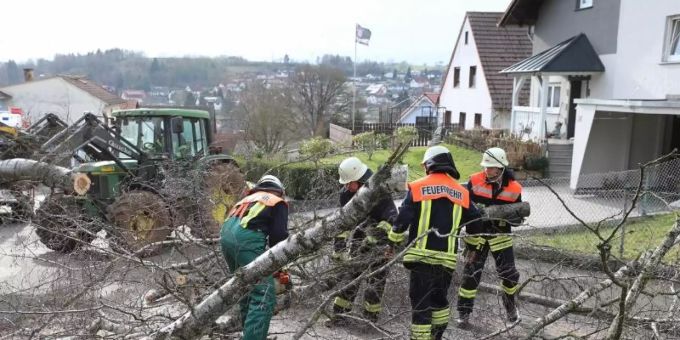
(112, 108), (211, 160)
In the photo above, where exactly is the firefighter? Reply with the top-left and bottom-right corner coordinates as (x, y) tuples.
(456, 147), (524, 326)
(389, 145), (482, 340)
(220, 174), (288, 340)
(329, 157), (398, 324)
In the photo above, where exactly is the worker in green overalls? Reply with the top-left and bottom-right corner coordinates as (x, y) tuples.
(221, 175), (289, 340)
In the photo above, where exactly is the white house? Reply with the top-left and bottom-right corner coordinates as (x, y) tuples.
(397, 93), (439, 124)
(439, 12), (532, 130)
(0, 73), (127, 124)
(500, 0), (680, 186)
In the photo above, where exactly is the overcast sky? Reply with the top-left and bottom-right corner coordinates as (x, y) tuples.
(1, 0), (512, 65)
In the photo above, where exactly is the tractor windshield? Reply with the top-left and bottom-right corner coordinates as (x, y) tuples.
(119, 117), (167, 156)
(171, 118), (208, 159)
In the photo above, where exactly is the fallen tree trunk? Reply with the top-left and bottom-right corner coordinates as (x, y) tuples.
(144, 146), (531, 340)
(143, 145), (411, 340)
(0, 158), (88, 193)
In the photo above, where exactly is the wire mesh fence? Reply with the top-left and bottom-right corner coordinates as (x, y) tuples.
(519, 157), (680, 232)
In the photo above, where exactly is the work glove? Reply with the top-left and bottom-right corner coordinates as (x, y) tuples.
(273, 269), (290, 285)
(376, 220), (392, 233)
(273, 269), (292, 295)
(383, 244), (395, 260)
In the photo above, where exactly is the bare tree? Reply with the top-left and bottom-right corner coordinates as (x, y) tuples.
(235, 82), (298, 154)
(289, 64), (347, 136)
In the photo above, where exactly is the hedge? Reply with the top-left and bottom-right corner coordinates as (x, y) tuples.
(240, 159), (340, 200)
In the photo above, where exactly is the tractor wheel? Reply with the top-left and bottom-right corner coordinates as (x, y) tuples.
(190, 163), (246, 239)
(34, 194), (94, 253)
(107, 190), (172, 257)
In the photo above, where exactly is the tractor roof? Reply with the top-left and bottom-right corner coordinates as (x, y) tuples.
(112, 108), (210, 119)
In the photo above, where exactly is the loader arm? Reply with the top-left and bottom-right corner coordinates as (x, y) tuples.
(26, 113), (68, 137)
(40, 113), (148, 171)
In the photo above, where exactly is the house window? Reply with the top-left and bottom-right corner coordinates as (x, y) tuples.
(663, 15), (680, 62)
(577, 0), (593, 10)
(469, 66), (476, 88)
(444, 110), (452, 125)
(459, 112), (466, 128)
(546, 85), (561, 108)
(474, 113), (482, 127)
(465, 31), (469, 45)
(453, 67), (460, 88)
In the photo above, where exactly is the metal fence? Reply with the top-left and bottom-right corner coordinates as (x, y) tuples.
(338, 122), (461, 147)
(518, 157), (680, 234)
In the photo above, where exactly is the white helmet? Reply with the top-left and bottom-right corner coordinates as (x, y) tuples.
(422, 145), (450, 164)
(338, 157), (369, 184)
(481, 147), (509, 168)
(256, 175), (284, 192)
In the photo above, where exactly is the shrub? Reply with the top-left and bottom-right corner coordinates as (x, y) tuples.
(353, 131), (388, 160)
(299, 137), (334, 166)
(395, 126), (418, 147)
(240, 159), (339, 200)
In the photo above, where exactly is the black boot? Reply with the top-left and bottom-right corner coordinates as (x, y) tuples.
(363, 310), (379, 323)
(503, 295), (520, 323)
(432, 324), (447, 340)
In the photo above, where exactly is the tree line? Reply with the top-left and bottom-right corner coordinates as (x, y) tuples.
(0, 49), (423, 91)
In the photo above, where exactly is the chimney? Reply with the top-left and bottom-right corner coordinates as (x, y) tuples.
(23, 68), (34, 82)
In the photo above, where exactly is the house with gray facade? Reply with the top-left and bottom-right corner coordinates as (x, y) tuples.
(500, 0), (680, 186)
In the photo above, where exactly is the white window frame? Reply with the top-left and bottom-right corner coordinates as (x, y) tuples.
(577, 0), (593, 10)
(546, 84), (561, 108)
(663, 15), (680, 63)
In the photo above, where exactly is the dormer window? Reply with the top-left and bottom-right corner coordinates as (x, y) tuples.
(577, 0), (593, 10)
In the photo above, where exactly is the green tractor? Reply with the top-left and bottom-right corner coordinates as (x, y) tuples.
(35, 108), (245, 256)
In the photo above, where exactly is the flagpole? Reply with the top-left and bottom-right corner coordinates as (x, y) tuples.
(352, 28), (357, 132)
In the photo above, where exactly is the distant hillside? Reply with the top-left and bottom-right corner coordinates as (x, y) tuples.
(0, 49), (443, 92)
(0, 49), (288, 91)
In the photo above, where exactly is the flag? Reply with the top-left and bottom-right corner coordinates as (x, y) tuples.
(356, 24), (371, 45)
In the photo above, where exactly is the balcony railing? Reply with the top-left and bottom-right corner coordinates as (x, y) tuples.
(511, 106), (561, 140)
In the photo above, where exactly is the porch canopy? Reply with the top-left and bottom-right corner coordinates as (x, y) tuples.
(500, 33), (605, 140)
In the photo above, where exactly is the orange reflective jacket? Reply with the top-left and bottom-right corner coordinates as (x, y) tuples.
(228, 191), (286, 220)
(410, 173), (470, 208)
(469, 172), (522, 203)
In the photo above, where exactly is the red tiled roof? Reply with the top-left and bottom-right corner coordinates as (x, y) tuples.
(60, 75), (126, 106)
(441, 12), (532, 111)
(398, 93), (437, 122)
(423, 92), (440, 105)
(468, 12), (532, 110)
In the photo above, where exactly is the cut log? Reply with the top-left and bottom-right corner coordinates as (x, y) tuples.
(0, 158), (83, 192)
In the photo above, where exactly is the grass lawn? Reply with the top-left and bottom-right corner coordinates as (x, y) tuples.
(527, 213), (680, 262)
(321, 143), (482, 181)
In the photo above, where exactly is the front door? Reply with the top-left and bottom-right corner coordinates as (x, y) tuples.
(567, 80), (583, 139)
